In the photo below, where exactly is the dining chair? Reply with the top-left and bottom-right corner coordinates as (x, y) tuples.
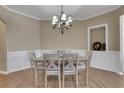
(77, 51), (92, 69)
(44, 53), (61, 88)
(62, 53), (79, 88)
(77, 51), (93, 86)
(27, 51), (45, 87)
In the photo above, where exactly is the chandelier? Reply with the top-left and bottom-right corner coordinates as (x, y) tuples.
(52, 5), (73, 35)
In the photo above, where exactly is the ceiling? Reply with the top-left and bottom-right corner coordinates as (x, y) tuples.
(5, 5), (120, 20)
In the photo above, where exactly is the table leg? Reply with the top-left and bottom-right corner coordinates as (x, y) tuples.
(85, 61), (89, 86)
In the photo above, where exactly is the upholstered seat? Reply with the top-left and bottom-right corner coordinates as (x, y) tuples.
(77, 62), (86, 69)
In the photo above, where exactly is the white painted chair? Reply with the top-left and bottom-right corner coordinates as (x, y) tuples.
(44, 53), (61, 88)
(62, 53), (79, 88)
(77, 51), (92, 70)
(27, 51), (45, 87)
(77, 51), (92, 86)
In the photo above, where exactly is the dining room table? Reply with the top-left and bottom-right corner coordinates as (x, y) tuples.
(33, 54), (90, 87)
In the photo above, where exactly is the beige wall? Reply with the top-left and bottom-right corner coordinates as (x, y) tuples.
(40, 6), (124, 51)
(0, 6), (41, 51)
(40, 20), (87, 50)
(0, 6), (124, 51)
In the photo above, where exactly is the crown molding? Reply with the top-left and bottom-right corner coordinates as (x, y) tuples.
(1, 5), (121, 21)
(2, 5), (41, 20)
(75, 6), (121, 21)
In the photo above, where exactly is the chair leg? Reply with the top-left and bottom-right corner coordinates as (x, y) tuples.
(32, 68), (35, 82)
(43, 70), (45, 87)
(34, 68), (38, 87)
(45, 73), (47, 88)
(58, 73), (61, 88)
(76, 71), (78, 88)
(62, 72), (64, 88)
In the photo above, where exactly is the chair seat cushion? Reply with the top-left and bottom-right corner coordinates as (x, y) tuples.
(77, 63), (86, 69)
(63, 69), (75, 75)
(46, 70), (60, 75)
(47, 68), (60, 71)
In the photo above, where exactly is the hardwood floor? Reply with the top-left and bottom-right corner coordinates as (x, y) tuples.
(0, 68), (124, 88)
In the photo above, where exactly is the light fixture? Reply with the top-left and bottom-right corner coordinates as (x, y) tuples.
(52, 5), (73, 35)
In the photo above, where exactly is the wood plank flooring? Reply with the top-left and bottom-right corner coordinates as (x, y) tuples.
(0, 68), (124, 88)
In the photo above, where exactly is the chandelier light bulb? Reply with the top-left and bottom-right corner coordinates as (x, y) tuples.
(61, 13), (67, 21)
(52, 15), (58, 21)
(67, 16), (73, 23)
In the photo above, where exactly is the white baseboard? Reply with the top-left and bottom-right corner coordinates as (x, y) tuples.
(7, 66), (31, 74)
(0, 71), (8, 74)
(116, 72), (124, 75)
(91, 65), (123, 75)
(0, 66), (31, 74)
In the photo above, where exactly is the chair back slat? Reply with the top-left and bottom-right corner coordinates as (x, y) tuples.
(63, 53), (78, 69)
(44, 53), (60, 70)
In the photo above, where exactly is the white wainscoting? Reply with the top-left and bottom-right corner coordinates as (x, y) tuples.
(6, 50), (58, 74)
(7, 51), (31, 73)
(5, 50), (121, 75)
(91, 51), (121, 74)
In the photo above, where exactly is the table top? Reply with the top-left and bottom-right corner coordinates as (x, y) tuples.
(34, 56), (88, 63)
